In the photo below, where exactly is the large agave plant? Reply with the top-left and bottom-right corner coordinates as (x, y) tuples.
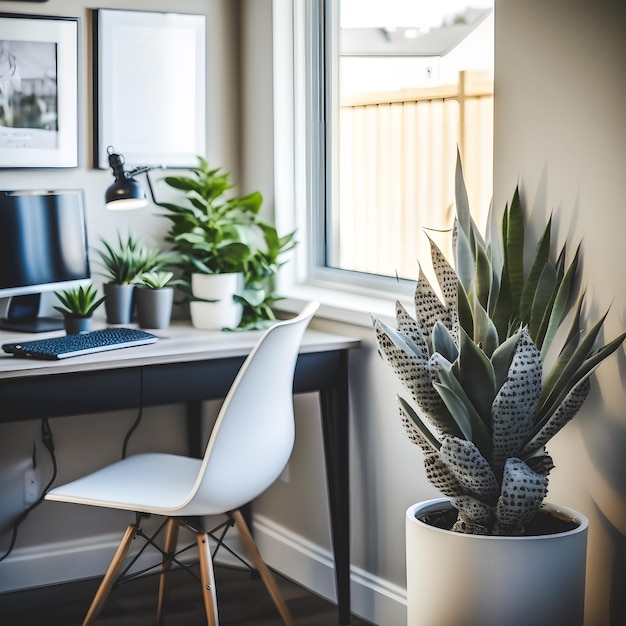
(373, 156), (625, 535)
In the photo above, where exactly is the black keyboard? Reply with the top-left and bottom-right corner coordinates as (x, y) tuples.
(2, 327), (159, 360)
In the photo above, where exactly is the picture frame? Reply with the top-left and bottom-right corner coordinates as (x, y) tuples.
(0, 13), (78, 168)
(94, 9), (206, 169)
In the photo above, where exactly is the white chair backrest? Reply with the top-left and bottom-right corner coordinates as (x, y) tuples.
(183, 301), (319, 515)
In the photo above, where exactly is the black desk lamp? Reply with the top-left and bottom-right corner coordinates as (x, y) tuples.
(104, 147), (164, 210)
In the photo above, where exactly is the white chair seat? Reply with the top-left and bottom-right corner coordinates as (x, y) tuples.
(47, 453), (202, 514)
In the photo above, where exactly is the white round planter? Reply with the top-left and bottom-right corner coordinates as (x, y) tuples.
(406, 498), (588, 626)
(189, 272), (243, 330)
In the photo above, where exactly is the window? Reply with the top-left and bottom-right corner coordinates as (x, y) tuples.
(299, 0), (494, 296)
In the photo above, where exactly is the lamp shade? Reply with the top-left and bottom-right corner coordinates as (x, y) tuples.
(105, 177), (148, 210)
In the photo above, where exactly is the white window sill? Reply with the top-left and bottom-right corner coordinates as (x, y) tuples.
(276, 283), (412, 329)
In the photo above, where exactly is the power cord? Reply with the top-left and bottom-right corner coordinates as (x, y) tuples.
(0, 417), (57, 562)
(121, 367), (145, 459)
(1, 369), (145, 562)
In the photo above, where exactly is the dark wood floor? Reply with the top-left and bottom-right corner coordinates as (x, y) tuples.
(0, 563), (372, 626)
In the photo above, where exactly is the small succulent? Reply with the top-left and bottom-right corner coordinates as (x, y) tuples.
(95, 232), (175, 285)
(373, 154), (625, 536)
(136, 271), (174, 289)
(53, 284), (106, 318)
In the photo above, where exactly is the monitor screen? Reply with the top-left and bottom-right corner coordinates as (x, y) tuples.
(0, 189), (90, 332)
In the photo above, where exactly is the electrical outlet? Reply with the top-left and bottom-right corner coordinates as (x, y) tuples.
(24, 469), (39, 505)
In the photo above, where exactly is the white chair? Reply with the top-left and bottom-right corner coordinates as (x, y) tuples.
(45, 301), (320, 626)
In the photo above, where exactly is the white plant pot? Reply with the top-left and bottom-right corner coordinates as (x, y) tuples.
(405, 498), (588, 626)
(189, 272), (243, 330)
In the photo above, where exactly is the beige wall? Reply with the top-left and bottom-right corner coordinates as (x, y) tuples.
(493, 2), (626, 624)
(0, 0), (240, 585)
(1, 1), (624, 625)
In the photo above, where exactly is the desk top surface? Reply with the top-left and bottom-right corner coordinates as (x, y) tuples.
(0, 320), (361, 380)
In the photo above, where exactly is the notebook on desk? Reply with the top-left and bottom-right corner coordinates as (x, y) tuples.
(2, 327), (159, 360)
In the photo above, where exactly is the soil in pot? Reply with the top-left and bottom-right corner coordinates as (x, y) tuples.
(418, 506), (579, 536)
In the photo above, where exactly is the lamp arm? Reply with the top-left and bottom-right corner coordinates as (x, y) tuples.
(133, 167), (167, 207)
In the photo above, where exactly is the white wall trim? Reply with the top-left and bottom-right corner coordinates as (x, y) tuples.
(0, 529), (205, 594)
(253, 513), (407, 626)
(0, 532), (128, 593)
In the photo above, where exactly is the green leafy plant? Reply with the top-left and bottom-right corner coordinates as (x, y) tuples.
(95, 232), (175, 285)
(158, 156), (297, 329)
(53, 284), (106, 318)
(373, 155), (625, 536)
(137, 271), (175, 289)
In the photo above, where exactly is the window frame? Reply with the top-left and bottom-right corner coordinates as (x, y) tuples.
(273, 0), (421, 313)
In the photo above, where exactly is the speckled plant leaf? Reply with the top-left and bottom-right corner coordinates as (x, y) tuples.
(398, 397), (442, 452)
(450, 495), (493, 533)
(428, 237), (459, 342)
(424, 453), (464, 498)
(395, 301), (428, 351)
(521, 377), (590, 456)
(439, 437), (499, 503)
(491, 329), (542, 468)
(523, 449), (555, 477)
(495, 457), (548, 534)
(373, 317), (450, 426)
(414, 268), (452, 342)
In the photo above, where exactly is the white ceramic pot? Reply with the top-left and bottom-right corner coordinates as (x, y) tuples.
(405, 498), (588, 626)
(189, 272), (243, 330)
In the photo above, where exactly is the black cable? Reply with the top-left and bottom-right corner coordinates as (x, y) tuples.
(121, 367), (145, 459)
(0, 417), (57, 562)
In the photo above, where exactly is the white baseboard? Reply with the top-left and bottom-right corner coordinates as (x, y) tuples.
(0, 516), (408, 626)
(253, 514), (407, 626)
(0, 532), (134, 593)
(0, 526), (205, 594)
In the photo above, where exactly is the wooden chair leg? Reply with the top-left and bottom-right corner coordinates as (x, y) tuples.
(196, 531), (219, 626)
(156, 518), (180, 625)
(232, 510), (294, 626)
(83, 523), (138, 626)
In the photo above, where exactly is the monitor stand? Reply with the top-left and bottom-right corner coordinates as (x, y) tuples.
(0, 294), (64, 333)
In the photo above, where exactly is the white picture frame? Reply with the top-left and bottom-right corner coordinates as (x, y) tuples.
(94, 9), (206, 169)
(0, 14), (78, 168)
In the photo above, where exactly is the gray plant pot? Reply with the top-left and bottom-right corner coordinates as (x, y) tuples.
(103, 283), (135, 325)
(135, 287), (174, 329)
(64, 316), (92, 335)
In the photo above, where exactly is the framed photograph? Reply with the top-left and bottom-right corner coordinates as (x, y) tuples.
(94, 10), (206, 169)
(0, 14), (78, 168)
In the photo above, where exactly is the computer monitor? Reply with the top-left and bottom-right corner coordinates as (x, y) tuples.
(0, 189), (91, 333)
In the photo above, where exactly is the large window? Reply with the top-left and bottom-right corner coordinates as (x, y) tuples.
(305, 0), (494, 294)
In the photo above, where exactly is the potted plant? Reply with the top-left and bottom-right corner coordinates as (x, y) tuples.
(53, 284), (106, 335)
(94, 232), (167, 324)
(134, 271), (176, 329)
(372, 155), (625, 626)
(158, 157), (296, 330)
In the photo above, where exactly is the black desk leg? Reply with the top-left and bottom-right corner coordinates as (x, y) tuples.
(186, 400), (204, 459)
(320, 351), (351, 625)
